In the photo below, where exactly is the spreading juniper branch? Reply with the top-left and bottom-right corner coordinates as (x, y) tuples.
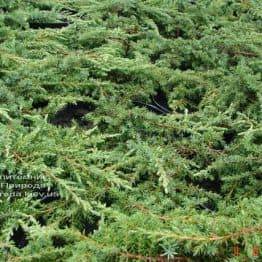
(0, 0), (261, 261)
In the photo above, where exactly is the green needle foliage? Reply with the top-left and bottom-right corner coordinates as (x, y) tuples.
(0, 0), (261, 261)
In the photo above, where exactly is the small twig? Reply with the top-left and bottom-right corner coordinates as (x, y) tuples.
(120, 252), (187, 261)
(141, 225), (262, 242)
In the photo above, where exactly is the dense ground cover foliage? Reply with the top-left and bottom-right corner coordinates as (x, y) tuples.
(0, 0), (261, 261)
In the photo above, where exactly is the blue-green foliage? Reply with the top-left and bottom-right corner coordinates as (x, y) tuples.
(0, 0), (261, 261)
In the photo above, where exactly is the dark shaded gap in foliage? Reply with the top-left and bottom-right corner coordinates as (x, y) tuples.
(21, 118), (33, 128)
(52, 235), (68, 248)
(100, 191), (116, 207)
(133, 89), (171, 115)
(223, 129), (237, 144)
(178, 60), (194, 71)
(42, 83), (57, 92)
(49, 101), (95, 128)
(10, 226), (28, 249)
(0, 7), (8, 13)
(186, 176), (222, 194)
(29, 21), (70, 29)
(133, 173), (147, 186)
(173, 27), (187, 39)
(253, 135), (262, 145)
(150, 51), (162, 64)
(189, 0), (197, 5)
(82, 215), (101, 235)
(32, 98), (49, 109)
(33, 187), (60, 204)
(43, 154), (57, 167)
(36, 216), (47, 226)
(149, 89), (171, 114)
(60, 7), (78, 15)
